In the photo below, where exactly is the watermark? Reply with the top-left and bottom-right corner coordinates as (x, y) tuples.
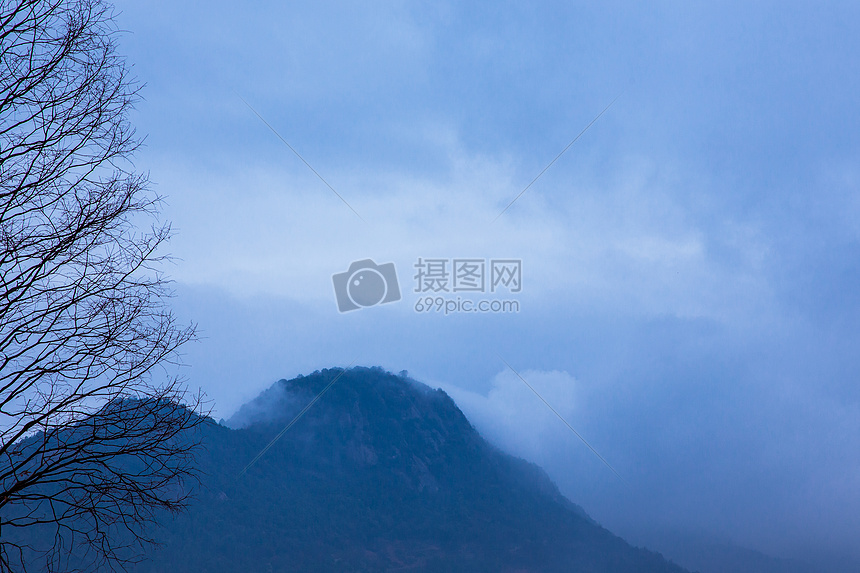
(413, 258), (522, 293)
(332, 257), (522, 314)
(414, 296), (520, 315)
(332, 259), (401, 312)
(412, 257), (521, 315)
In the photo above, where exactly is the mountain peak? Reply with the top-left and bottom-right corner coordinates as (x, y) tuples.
(225, 367), (485, 488)
(226, 366), (469, 434)
(133, 366), (689, 572)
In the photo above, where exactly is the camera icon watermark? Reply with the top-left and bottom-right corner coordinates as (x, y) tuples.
(332, 259), (402, 312)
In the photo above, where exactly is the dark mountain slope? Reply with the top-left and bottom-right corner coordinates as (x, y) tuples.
(133, 366), (688, 573)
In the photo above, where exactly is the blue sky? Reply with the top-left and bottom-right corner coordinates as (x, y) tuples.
(113, 0), (860, 569)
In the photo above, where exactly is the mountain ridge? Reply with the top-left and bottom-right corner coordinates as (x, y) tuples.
(134, 366), (690, 572)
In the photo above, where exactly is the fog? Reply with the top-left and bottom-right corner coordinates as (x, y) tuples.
(113, 0), (860, 570)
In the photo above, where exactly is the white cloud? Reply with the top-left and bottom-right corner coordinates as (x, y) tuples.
(155, 144), (775, 328)
(440, 368), (583, 465)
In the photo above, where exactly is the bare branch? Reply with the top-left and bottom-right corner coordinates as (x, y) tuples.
(0, 2), (204, 571)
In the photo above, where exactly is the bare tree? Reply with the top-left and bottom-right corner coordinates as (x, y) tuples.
(0, 1), (203, 571)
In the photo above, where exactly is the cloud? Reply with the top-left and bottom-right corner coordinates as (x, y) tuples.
(113, 0), (860, 568)
(441, 369), (583, 465)
(153, 144), (775, 334)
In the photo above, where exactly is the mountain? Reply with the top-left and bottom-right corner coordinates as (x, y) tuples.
(659, 539), (821, 573)
(132, 366), (689, 572)
(627, 527), (829, 573)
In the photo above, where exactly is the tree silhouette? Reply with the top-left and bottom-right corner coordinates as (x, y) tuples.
(0, 1), (203, 571)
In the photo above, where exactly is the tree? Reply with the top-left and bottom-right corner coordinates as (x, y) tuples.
(0, 1), (203, 571)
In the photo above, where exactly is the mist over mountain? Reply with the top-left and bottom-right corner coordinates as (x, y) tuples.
(132, 366), (690, 572)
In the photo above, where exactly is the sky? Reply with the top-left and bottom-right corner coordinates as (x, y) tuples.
(112, 0), (859, 569)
